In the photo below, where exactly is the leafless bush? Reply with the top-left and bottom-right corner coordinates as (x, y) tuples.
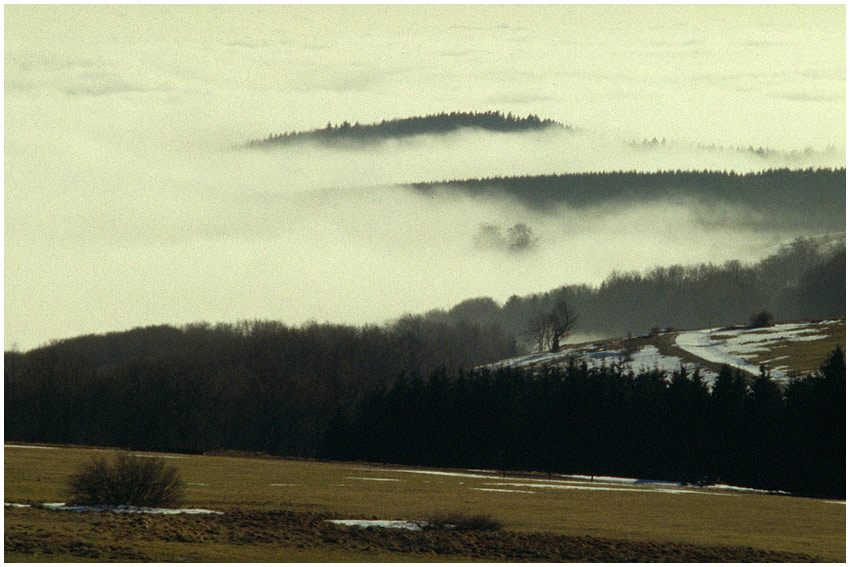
(68, 454), (184, 508)
(749, 310), (774, 328)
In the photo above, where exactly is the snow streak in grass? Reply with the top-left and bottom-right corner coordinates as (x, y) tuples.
(676, 330), (764, 376)
(471, 487), (536, 494)
(345, 477), (401, 482)
(5, 444), (56, 450)
(359, 467), (782, 495)
(41, 503), (222, 514)
(486, 482), (737, 496)
(132, 454), (186, 459)
(356, 467), (506, 480)
(327, 519), (426, 531)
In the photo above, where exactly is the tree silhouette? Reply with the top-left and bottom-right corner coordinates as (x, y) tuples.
(548, 300), (578, 352)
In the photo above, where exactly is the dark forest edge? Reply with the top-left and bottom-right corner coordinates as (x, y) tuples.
(323, 349), (845, 499)
(410, 168), (846, 232)
(5, 341), (844, 499)
(247, 110), (570, 146)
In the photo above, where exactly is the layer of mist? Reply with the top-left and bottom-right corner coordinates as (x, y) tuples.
(5, 5), (846, 349)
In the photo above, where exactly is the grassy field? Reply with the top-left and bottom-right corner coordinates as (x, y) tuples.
(4, 444), (845, 561)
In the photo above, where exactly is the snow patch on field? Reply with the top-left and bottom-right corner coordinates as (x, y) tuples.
(486, 482), (736, 497)
(567, 474), (638, 484)
(345, 477), (401, 482)
(471, 487), (536, 494)
(675, 330), (763, 375)
(327, 519), (426, 531)
(40, 503), (222, 514)
(676, 321), (841, 380)
(5, 444), (56, 450)
(358, 467), (505, 480)
(132, 454), (186, 459)
(493, 350), (567, 369)
(488, 344), (718, 385)
(359, 466), (795, 496)
(4, 503), (31, 508)
(707, 484), (788, 495)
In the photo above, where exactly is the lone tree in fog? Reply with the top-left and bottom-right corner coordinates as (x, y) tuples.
(526, 299), (578, 353)
(548, 299), (578, 352)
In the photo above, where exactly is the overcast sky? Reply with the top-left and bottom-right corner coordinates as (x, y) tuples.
(5, 4), (846, 350)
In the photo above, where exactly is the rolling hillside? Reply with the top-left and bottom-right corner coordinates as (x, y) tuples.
(489, 318), (845, 385)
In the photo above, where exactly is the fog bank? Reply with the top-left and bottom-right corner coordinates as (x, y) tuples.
(5, 5), (845, 349)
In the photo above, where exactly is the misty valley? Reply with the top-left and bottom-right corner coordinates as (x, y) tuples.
(6, 111), (845, 502)
(5, 5), (846, 560)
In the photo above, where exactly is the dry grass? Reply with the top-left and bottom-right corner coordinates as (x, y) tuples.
(4, 444), (846, 561)
(5, 506), (820, 562)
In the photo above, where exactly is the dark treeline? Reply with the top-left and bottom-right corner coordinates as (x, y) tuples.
(248, 111), (569, 146)
(4, 318), (516, 456)
(411, 168), (846, 232)
(423, 237), (845, 342)
(323, 349), (845, 498)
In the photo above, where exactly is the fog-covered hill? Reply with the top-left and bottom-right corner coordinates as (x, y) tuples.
(249, 111), (570, 146)
(409, 168), (846, 232)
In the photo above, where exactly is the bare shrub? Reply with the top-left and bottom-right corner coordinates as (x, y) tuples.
(425, 512), (504, 531)
(68, 454), (184, 508)
(749, 310), (775, 328)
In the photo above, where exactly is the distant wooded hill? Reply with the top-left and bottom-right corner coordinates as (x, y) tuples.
(248, 111), (569, 146)
(410, 168), (846, 232)
(422, 235), (845, 342)
(631, 137), (842, 163)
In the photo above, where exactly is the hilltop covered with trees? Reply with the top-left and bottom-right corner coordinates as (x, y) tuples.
(411, 168), (846, 232)
(423, 236), (845, 343)
(248, 111), (569, 146)
(5, 318), (515, 457)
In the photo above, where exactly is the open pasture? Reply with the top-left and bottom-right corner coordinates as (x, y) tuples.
(4, 444), (845, 561)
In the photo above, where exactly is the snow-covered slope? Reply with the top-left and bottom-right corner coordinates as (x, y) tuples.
(487, 319), (844, 385)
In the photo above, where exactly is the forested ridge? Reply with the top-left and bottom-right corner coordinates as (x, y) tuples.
(411, 168), (846, 231)
(632, 136), (841, 163)
(248, 110), (568, 146)
(426, 236), (845, 342)
(5, 318), (516, 457)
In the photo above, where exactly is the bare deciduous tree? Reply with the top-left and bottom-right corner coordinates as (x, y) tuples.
(526, 300), (578, 353)
(548, 300), (577, 352)
(525, 311), (553, 353)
